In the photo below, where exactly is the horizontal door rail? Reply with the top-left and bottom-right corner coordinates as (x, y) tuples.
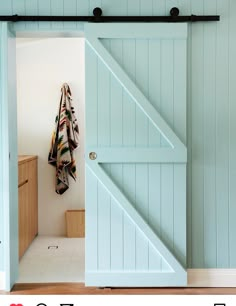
(86, 147), (187, 163)
(0, 7), (220, 23)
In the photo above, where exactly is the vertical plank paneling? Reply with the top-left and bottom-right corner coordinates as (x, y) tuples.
(12, 0), (24, 14)
(123, 40), (136, 146)
(148, 38), (166, 270)
(127, 0), (140, 15)
(85, 43), (98, 146)
(85, 166), (98, 271)
(229, 0), (236, 268)
(160, 40), (173, 147)
(110, 39), (123, 146)
(191, 0), (204, 268)
(38, 0), (51, 30)
(77, 0), (89, 15)
(182, 0), (192, 271)
(25, 0), (38, 30)
(110, 164), (123, 270)
(136, 228), (148, 270)
(102, 0), (127, 16)
(174, 164), (186, 267)
(0, 2), (12, 14)
(135, 165), (148, 221)
(161, 164), (174, 252)
(63, 0), (77, 29)
(148, 164), (162, 270)
(12, 0), (26, 31)
(109, 39), (124, 270)
(123, 165), (136, 270)
(215, 0), (229, 268)
(174, 40), (186, 144)
(97, 47), (111, 270)
(135, 40), (149, 105)
(85, 41), (98, 271)
(140, 0), (153, 15)
(51, 0), (63, 29)
(187, 2), (193, 268)
(135, 39), (149, 270)
(97, 57), (110, 146)
(135, 166), (148, 270)
(123, 39), (136, 270)
(203, 0), (217, 268)
(97, 181), (111, 270)
(161, 40), (174, 135)
(152, 0), (166, 15)
(176, 0), (191, 15)
(173, 39), (187, 267)
(148, 40), (162, 147)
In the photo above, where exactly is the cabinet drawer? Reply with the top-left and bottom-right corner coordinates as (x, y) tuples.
(18, 163), (28, 187)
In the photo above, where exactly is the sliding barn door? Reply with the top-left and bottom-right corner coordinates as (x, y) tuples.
(85, 23), (187, 287)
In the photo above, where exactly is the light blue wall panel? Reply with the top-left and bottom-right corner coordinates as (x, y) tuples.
(63, 0), (77, 30)
(51, 0), (63, 29)
(38, 0), (51, 30)
(110, 165), (123, 270)
(12, 0), (25, 31)
(102, 0), (127, 16)
(0, 2), (13, 14)
(153, 0), (166, 16)
(77, 0), (89, 15)
(203, 1), (217, 268)
(160, 40), (174, 148)
(135, 165), (149, 270)
(127, 0), (140, 16)
(215, 0), (230, 268)
(229, 0), (236, 268)
(161, 165), (174, 252)
(25, 0), (38, 30)
(85, 43), (98, 272)
(140, 0), (153, 16)
(191, 0), (204, 268)
(97, 46), (111, 270)
(148, 164), (161, 271)
(0, 23), (4, 272)
(122, 39), (136, 271)
(97, 181), (111, 270)
(0, 0), (236, 271)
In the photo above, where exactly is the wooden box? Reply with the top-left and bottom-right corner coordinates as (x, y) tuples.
(65, 209), (85, 237)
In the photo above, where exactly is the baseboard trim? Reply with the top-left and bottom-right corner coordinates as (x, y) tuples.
(188, 269), (236, 287)
(0, 272), (5, 290)
(1, 269), (236, 288)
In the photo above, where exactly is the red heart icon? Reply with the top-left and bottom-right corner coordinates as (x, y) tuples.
(10, 304), (23, 306)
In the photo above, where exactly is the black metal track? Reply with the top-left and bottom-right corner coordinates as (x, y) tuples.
(0, 7), (220, 23)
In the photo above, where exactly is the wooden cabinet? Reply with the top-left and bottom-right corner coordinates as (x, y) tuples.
(18, 155), (38, 259)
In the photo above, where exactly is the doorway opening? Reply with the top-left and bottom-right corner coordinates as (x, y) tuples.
(16, 36), (85, 283)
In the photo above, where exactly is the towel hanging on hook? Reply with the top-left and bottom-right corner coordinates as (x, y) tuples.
(48, 83), (79, 195)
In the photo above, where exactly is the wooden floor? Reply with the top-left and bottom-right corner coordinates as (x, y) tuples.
(0, 283), (236, 295)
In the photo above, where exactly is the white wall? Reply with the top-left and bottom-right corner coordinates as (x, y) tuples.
(16, 38), (85, 236)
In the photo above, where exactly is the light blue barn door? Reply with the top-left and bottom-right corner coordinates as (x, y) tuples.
(0, 22), (18, 291)
(85, 23), (187, 287)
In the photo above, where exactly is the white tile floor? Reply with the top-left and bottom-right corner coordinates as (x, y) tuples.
(17, 236), (85, 283)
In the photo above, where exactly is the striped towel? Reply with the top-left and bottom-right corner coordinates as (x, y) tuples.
(48, 83), (79, 194)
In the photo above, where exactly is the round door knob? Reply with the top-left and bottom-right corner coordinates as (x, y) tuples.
(89, 152), (97, 160)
